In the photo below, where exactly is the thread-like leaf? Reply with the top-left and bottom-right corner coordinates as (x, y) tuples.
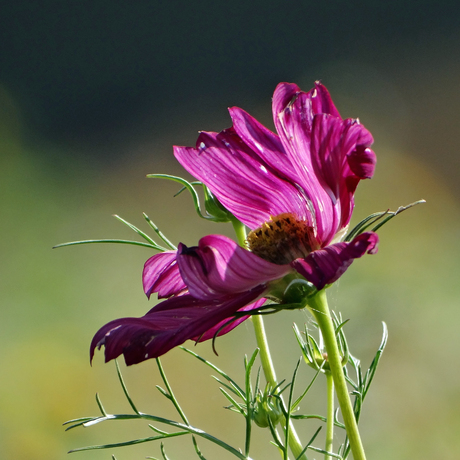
(68, 431), (188, 453)
(295, 426), (322, 460)
(115, 360), (140, 415)
(53, 239), (159, 249)
(181, 347), (245, 399)
(147, 174), (209, 220)
(143, 213), (177, 250)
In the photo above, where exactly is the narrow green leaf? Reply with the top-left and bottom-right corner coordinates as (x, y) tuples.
(149, 425), (170, 435)
(63, 418), (95, 431)
(160, 442), (171, 460)
(75, 412), (251, 459)
(156, 358), (191, 427)
(219, 388), (246, 416)
(68, 431), (189, 452)
(156, 385), (171, 399)
(267, 416), (285, 451)
(283, 360), (301, 460)
(115, 360), (140, 415)
(143, 213), (177, 250)
(113, 214), (166, 250)
(291, 414), (345, 429)
(181, 347), (245, 399)
(362, 322), (388, 399)
(147, 174), (209, 220)
(192, 435), (208, 460)
(290, 362), (324, 410)
(53, 239), (159, 249)
(371, 200), (425, 232)
(345, 211), (389, 242)
(308, 445), (343, 459)
(211, 376), (243, 398)
(295, 426), (322, 460)
(243, 349), (259, 457)
(95, 393), (107, 416)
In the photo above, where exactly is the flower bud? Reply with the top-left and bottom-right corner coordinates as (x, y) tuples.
(293, 320), (349, 372)
(253, 385), (283, 428)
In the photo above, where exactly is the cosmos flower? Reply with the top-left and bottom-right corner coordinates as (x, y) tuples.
(91, 82), (379, 365)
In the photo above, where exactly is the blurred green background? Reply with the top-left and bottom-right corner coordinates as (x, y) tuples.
(1, 1), (460, 459)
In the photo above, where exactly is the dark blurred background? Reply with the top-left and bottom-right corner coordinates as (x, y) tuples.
(1, 1), (460, 459)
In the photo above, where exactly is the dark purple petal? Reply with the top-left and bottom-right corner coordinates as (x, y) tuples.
(177, 234), (292, 300)
(291, 232), (379, 290)
(193, 297), (267, 342)
(143, 251), (186, 299)
(90, 288), (265, 365)
(174, 129), (310, 229)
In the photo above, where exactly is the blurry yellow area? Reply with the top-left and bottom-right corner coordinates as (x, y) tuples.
(1, 64), (460, 460)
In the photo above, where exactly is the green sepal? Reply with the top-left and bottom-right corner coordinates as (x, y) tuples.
(282, 279), (317, 304)
(202, 184), (236, 223)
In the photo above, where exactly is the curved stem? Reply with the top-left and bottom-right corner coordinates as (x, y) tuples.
(232, 220), (307, 460)
(252, 315), (307, 460)
(325, 372), (334, 459)
(307, 290), (367, 460)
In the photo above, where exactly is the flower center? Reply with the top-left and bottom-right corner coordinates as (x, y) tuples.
(247, 213), (316, 265)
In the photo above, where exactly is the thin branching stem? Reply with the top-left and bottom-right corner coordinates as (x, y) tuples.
(233, 220), (308, 460)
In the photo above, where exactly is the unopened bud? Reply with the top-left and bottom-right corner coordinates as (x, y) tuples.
(253, 385), (282, 428)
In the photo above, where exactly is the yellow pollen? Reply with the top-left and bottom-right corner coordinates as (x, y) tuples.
(247, 213), (316, 265)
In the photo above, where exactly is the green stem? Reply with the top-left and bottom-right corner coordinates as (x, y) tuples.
(307, 290), (367, 460)
(232, 220), (307, 460)
(325, 372), (334, 460)
(252, 316), (307, 460)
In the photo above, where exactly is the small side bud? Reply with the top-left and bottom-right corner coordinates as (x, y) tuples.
(253, 384), (282, 428)
(294, 318), (349, 372)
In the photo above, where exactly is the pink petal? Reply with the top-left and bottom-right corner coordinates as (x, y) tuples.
(310, 82), (341, 118)
(143, 251), (186, 299)
(273, 85), (338, 246)
(229, 106), (299, 183)
(291, 232), (379, 290)
(174, 128), (309, 229)
(310, 115), (376, 238)
(177, 234), (292, 300)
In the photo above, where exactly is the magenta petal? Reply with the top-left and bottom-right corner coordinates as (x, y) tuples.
(291, 232), (379, 290)
(90, 288), (265, 365)
(348, 146), (376, 179)
(272, 82), (302, 123)
(174, 129), (309, 229)
(310, 115), (376, 235)
(274, 89), (338, 246)
(229, 106), (298, 183)
(310, 82), (341, 118)
(143, 251), (186, 299)
(177, 234), (292, 300)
